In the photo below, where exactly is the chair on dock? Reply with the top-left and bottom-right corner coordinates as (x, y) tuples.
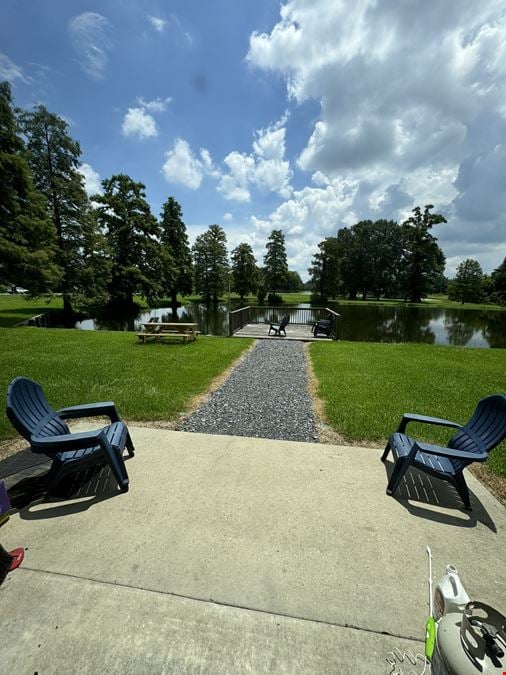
(268, 314), (290, 336)
(6, 377), (134, 494)
(312, 313), (336, 338)
(382, 394), (506, 509)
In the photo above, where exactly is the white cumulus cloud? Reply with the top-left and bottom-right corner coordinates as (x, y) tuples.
(161, 116), (292, 198)
(137, 96), (172, 113)
(122, 107), (157, 139)
(148, 16), (166, 33)
(122, 96), (172, 140)
(68, 12), (112, 81)
(78, 162), (102, 195)
(218, 117), (293, 201)
(162, 139), (215, 189)
(246, 0), (506, 274)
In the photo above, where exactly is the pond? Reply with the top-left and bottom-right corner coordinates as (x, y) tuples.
(31, 301), (506, 348)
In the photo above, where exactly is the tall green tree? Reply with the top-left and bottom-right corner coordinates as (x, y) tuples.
(263, 229), (288, 294)
(336, 221), (404, 300)
(401, 205), (446, 303)
(336, 227), (359, 299)
(230, 242), (257, 301)
(448, 259), (483, 304)
(367, 220), (404, 299)
(20, 105), (96, 313)
(284, 270), (304, 292)
(490, 257), (506, 305)
(159, 197), (193, 308)
(93, 174), (171, 310)
(192, 224), (229, 303)
(0, 82), (60, 293)
(308, 236), (341, 301)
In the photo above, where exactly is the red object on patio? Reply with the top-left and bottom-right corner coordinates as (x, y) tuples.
(8, 547), (24, 570)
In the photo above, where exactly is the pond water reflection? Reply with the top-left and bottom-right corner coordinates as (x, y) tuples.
(333, 304), (506, 348)
(40, 301), (506, 348)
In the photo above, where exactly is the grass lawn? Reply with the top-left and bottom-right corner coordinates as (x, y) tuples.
(169, 293), (505, 311)
(0, 295), (63, 327)
(0, 328), (252, 442)
(334, 297), (505, 310)
(310, 341), (506, 476)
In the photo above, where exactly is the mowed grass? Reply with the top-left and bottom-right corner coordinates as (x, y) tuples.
(310, 341), (506, 476)
(0, 295), (63, 327)
(0, 328), (252, 441)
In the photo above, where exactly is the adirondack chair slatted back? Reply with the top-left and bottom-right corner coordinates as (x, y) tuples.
(280, 314), (290, 328)
(449, 394), (506, 471)
(6, 377), (69, 442)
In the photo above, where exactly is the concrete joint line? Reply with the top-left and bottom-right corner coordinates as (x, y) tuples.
(17, 565), (423, 645)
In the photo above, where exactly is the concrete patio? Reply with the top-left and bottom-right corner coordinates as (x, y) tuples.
(1, 426), (505, 674)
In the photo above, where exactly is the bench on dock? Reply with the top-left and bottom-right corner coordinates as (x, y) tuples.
(137, 322), (198, 344)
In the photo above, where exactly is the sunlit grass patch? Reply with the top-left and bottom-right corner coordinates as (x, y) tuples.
(0, 328), (252, 441)
(310, 341), (506, 476)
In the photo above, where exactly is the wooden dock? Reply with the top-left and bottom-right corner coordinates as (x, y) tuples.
(229, 306), (340, 341)
(232, 323), (332, 341)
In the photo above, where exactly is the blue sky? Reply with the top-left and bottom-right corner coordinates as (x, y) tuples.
(1, 0), (506, 279)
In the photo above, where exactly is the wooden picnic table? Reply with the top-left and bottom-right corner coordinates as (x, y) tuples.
(137, 322), (198, 344)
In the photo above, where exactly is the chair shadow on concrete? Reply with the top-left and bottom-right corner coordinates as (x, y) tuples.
(382, 460), (497, 532)
(8, 459), (131, 521)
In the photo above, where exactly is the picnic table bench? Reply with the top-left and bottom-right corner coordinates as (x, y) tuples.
(137, 322), (198, 344)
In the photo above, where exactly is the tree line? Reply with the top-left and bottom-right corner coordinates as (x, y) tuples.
(308, 209), (506, 305)
(1, 80), (504, 310)
(0, 82), (301, 313)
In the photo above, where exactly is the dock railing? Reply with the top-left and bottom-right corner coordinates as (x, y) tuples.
(229, 305), (340, 339)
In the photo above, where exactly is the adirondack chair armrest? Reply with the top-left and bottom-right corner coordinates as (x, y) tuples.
(31, 429), (107, 452)
(413, 441), (488, 463)
(57, 402), (120, 423)
(397, 413), (462, 434)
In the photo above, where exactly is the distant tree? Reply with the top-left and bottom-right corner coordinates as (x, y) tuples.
(448, 259), (483, 304)
(93, 174), (170, 310)
(401, 205), (446, 302)
(432, 273), (449, 295)
(0, 82), (60, 293)
(263, 229), (288, 293)
(256, 284), (267, 304)
(284, 270), (304, 293)
(336, 227), (359, 299)
(159, 197), (193, 308)
(480, 274), (493, 303)
(192, 224), (229, 303)
(230, 243), (257, 301)
(490, 257), (506, 305)
(20, 105), (98, 313)
(367, 220), (404, 299)
(336, 220), (403, 300)
(308, 236), (341, 301)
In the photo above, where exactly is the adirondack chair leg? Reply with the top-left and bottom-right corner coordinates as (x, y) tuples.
(45, 459), (65, 493)
(102, 441), (129, 492)
(125, 431), (135, 457)
(381, 440), (391, 461)
(396, 419), (409, 434)
(386, 457), (411, 496)
(453, 472), (471, 510)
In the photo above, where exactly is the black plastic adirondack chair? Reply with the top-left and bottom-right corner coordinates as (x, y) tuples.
(312, 313), (336, 338)
(268, 314), (290, 336)
(382, 394), (506, 510)
(6, 377), (135, 494)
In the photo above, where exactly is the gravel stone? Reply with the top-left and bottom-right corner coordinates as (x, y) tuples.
(181, 340), (319, 442)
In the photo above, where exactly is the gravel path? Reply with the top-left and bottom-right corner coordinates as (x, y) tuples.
(180, 340), (319, 442)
